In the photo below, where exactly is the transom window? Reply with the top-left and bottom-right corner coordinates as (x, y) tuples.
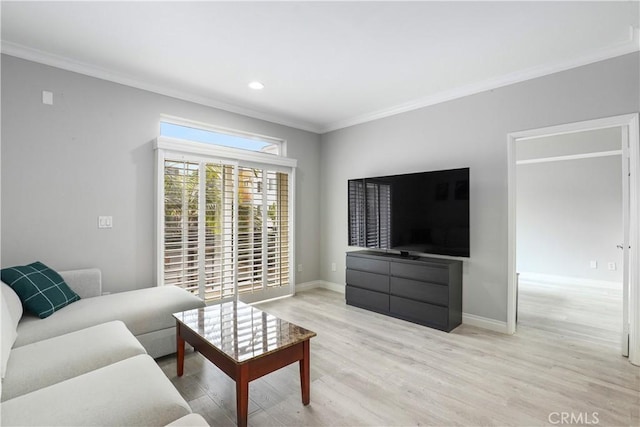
(160, 121), (282, 155)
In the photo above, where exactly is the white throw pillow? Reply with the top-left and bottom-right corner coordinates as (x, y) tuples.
(2, 295), (18, 378)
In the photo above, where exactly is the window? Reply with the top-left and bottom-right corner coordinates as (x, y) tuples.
(156, 120), (295, 304)
(160, 121), (282, 155)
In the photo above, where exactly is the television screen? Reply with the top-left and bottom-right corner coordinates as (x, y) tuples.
(348, 168), (469, 257)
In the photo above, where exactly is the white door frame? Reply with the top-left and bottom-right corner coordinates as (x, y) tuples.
(507, 113), (640, 366)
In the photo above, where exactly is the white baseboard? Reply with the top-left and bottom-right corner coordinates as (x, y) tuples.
(294, 280), (323, 292)
(295, 280), (345, 294)
(462, 313), (508, 334)
(518, 272), (621, 290)
(320, 281), (346, 294)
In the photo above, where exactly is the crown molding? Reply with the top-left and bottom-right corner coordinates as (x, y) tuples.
(3, 34), (638, 136)
(0, 41), (323, 134)
(321, 36), (640, 133)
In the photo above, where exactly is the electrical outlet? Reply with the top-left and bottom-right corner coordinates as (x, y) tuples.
(608, 262), (616, 271)
(331, 262), (337, 272)
(589, 260), (597, 269)
(297, 264), (303, 272)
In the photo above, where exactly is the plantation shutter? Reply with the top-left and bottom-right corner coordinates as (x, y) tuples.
(348, 180), (391, 249)
(161, 155), (292, 303)
(365, 182), (380, 248)
(163, 159), (236, 302)
(378, 184), (391, 249)
(163, 160), (200, 294)
(237, 167), (264, 293)
(348, 180), (366, 247)
(266, 171), (290, 288)
(203, 164), (236, 300)
(236, 167), (291, 295)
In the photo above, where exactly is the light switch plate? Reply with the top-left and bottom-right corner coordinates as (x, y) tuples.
(42, 91), (53, 105)
(98, 216), (113, 229)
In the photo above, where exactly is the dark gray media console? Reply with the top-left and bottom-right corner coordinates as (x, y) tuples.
(345, 250), (462, 332)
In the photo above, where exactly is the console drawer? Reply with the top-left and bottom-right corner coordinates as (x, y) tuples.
(346, 286), (389, 312)
(390, 277), (448, 306)
(390, 296), (448, 329)
(390, 262), (448, 285)
(346, 255), (389, 275)
(346, 269), (389, 293)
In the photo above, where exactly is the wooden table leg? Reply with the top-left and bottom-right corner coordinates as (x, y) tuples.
(176, 323), (185, 377)
(236, 364), (249, 427)
(300, 339), (310, 405)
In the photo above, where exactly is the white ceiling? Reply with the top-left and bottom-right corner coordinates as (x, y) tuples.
(2, 1), (638, 133)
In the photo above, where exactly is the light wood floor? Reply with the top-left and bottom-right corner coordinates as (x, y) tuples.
(518, 278), (622, 349)
(158, 288), (639, 426)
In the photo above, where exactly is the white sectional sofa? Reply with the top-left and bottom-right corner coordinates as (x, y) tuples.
(1, 268), (209, 426)
(14, 268), (206, 358)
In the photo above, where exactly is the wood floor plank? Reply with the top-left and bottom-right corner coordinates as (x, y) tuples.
(158, 287), (639, 426)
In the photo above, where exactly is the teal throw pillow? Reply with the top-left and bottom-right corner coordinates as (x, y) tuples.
(1, 262), (80, 319)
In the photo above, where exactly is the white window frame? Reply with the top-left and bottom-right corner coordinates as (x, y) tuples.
(154, 127), (297, 303)
(160, 115), (287, 157)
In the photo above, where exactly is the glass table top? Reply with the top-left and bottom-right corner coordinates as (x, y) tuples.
(173, 300), (316, 363)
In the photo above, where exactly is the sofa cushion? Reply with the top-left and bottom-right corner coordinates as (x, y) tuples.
(1, 295), (17, 378)
(59, 268), (102, 299)
(1, 281), (23, 325)
(1, 262), (80, 318)
(15, 286), (205, 348)
(1, 320), (146, 401)
(1, 354), (192, 426)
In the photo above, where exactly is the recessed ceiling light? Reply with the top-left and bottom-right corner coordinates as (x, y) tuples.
(248, 81), (264, 90)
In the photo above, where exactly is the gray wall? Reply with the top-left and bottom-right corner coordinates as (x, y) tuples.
(1, 55), (321, 294)
(517, 154), (623, 282)
(516, 127), (623, 282)
(319, 52), (639, 323)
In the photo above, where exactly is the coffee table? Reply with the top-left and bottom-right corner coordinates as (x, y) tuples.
(173, 300), (317, 427)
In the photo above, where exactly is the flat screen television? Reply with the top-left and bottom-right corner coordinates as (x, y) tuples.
(348, 168), (469, 257)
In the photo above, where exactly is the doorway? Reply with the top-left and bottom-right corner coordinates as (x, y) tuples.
(515, 127), (623, 350)
(507, 114), (640, 366)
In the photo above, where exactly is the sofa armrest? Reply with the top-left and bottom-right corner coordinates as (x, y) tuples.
(59, 268), (102, 299)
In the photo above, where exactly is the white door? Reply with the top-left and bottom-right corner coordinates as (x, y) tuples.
(621, 129), (630, 356)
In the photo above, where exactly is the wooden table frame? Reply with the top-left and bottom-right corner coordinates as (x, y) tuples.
(176, 320), (311, 427)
